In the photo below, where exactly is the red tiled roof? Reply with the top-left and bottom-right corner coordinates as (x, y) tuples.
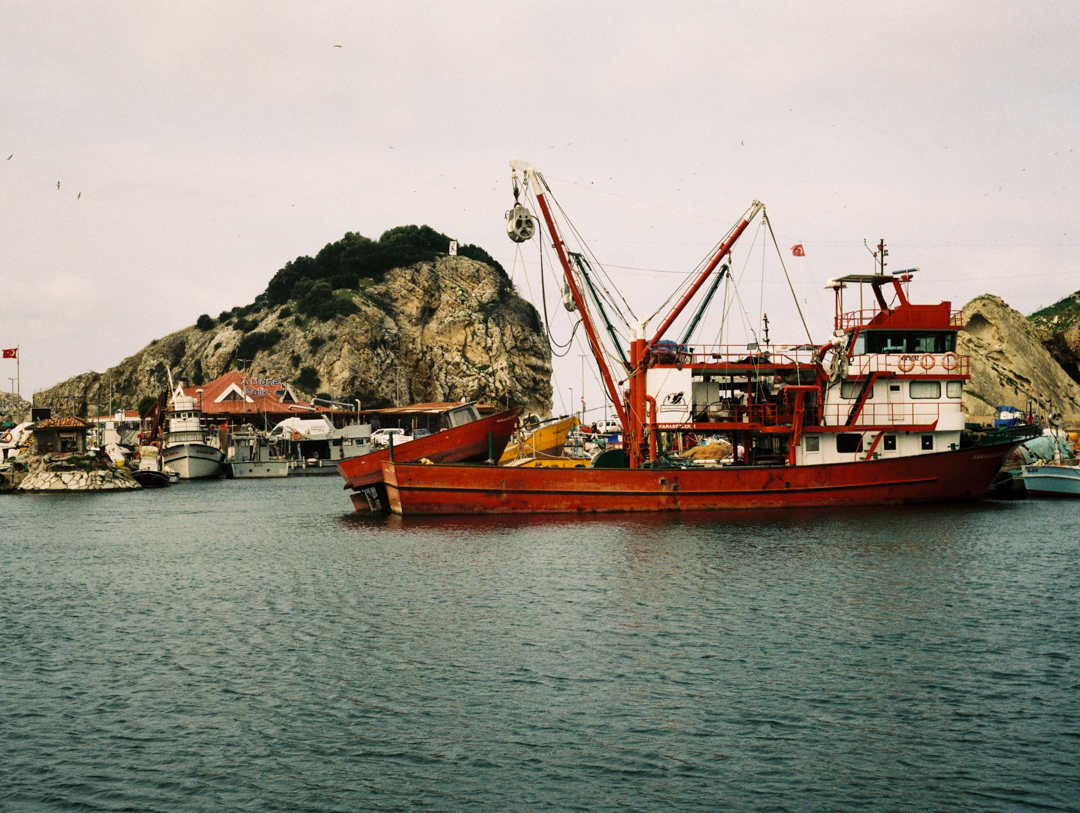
(38, 417), (90, 429)
(179, 371), (329, 417)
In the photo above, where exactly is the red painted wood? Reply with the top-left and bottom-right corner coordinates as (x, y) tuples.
(381, 442), (1020, 515)
(336, 408), (521, 492)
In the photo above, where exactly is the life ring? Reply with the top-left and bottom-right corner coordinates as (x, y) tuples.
(291, 430), (302, 441)
(942, 352), (958, 371)
(898, 356), (915, 372)
(920, 354), (935, 370)
(1, 431), (11, 443)
(150, 440), (161, 449)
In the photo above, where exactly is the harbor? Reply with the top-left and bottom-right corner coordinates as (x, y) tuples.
(3, 476), (1078, 811)
(6, 3), (1080, 809)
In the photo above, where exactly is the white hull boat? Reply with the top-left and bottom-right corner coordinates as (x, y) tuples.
(1021, 461), (1080, 497)
(161, 442), (225, 480)
(226, 426), (288, 478)
(161, 385), (225, 480)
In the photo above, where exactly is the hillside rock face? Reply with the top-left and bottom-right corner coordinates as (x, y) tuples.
(0, 392), (32, 425)
(1028, 291), (1080, 385)
(36, 256), (553, 417)
(958, 294), (1080, 418)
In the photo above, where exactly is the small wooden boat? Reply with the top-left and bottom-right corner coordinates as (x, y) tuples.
(499, 415), (578, 463)
(338, 405), (521, 512)
(1022, 459), (1080, 497)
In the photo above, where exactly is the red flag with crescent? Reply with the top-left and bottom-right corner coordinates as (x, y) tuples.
(2, 348), (16, 359)
(790, 244), (805, 257)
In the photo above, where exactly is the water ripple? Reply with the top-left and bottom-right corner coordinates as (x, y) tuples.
(2, 482), (1079, 811)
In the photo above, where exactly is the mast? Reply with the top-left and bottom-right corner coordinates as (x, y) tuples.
(647, 201), (763, 348)
(509, 161), (629, 434)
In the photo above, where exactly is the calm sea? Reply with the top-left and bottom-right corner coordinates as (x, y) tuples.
(2, 478), (1078, 812)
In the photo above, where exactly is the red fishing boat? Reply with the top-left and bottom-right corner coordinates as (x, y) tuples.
(338, 403), (520, 512)
(382, 160), (1037, 515)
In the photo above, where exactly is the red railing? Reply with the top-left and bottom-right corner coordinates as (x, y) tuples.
(819, 400), (960, 428)
(849, 353), (970, 377)
(836, 308), (963, 331)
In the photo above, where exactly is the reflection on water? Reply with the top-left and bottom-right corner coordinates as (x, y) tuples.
(2, 479), (1078, 812)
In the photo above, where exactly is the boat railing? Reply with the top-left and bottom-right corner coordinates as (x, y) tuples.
(819, 400), (959, 428)
(849, 352), (970, 377)
(661, 344), (821, 368)
(835, 308), (964, 331)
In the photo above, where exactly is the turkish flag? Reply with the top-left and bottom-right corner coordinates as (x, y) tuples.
(790, 244), (805, 257)
(2, 348), (16, 359)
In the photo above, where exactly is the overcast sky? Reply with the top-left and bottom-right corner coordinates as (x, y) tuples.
(2, 1), (1078, 415)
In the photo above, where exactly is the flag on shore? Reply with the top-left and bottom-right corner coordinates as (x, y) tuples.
(790, 244), (805, 257)
(2, 348), (16, 359)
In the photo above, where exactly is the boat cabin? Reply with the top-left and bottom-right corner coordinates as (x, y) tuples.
(641, 269), (969, 467)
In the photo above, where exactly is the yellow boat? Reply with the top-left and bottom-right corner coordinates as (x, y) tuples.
(499, 415), (579, 463)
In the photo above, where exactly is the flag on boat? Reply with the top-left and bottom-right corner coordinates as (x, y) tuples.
(2, 348), (16, 359)
(790, 244), (805, 257)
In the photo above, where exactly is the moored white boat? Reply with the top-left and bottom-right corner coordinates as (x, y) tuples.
(161, 387), (225, 479)
(226, 425), (289, 478)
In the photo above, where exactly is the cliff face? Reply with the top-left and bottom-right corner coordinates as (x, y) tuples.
(0, 392), (32, 425)
(958, 294), (1080, 418)
(1028, 291), (1080, 385)
(37, 256), (553, 417)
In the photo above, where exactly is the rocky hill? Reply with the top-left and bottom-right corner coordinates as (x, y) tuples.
(36, 253), (553, 417)
(1028, 292), (1080, 384)
(0, 392), (32, 425)
(959, 294), (1080, 419)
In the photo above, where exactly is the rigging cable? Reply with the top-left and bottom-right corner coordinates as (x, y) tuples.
(533, 219), (579, 352)
(763, 210), (815, 345)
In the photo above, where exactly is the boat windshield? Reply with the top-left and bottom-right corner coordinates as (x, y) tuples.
(852, 331), (956, 355)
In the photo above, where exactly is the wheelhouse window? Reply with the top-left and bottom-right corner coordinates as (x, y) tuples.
(858, 331), (956, 354)
(883, 435), (897, 451)
(804, 435), (820, 452)
(836, 433), (863, 454)
(946, 381), (963, 398)
(921, 435), (934, 450)
(910, 381), (941, 399)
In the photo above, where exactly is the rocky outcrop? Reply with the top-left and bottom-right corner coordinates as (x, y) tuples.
(36, 256), (553, 417)
(958, 294), (1080, 419)
(0, 392), (31, 426)
(1028, 291), (1080, 386)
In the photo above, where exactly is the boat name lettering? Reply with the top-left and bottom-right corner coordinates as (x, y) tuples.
(971, 453), (1000, 460)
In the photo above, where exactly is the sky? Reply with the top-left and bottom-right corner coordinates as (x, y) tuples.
(2, 1), (1078, 416)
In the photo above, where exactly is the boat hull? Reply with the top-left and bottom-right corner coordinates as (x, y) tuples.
(383, 443), (1021, 515)
(227, 460), (289, 479)
(1021, 463), (1080, 497)
(161, 443), (225, 480)
(339, 408), (521, 512)
(132, 469), (171, 488)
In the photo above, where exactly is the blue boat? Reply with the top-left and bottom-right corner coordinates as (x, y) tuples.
(1022, 461), (1080, 497)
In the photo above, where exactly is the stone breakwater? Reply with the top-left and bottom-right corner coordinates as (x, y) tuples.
(17, 454), (141, 491)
